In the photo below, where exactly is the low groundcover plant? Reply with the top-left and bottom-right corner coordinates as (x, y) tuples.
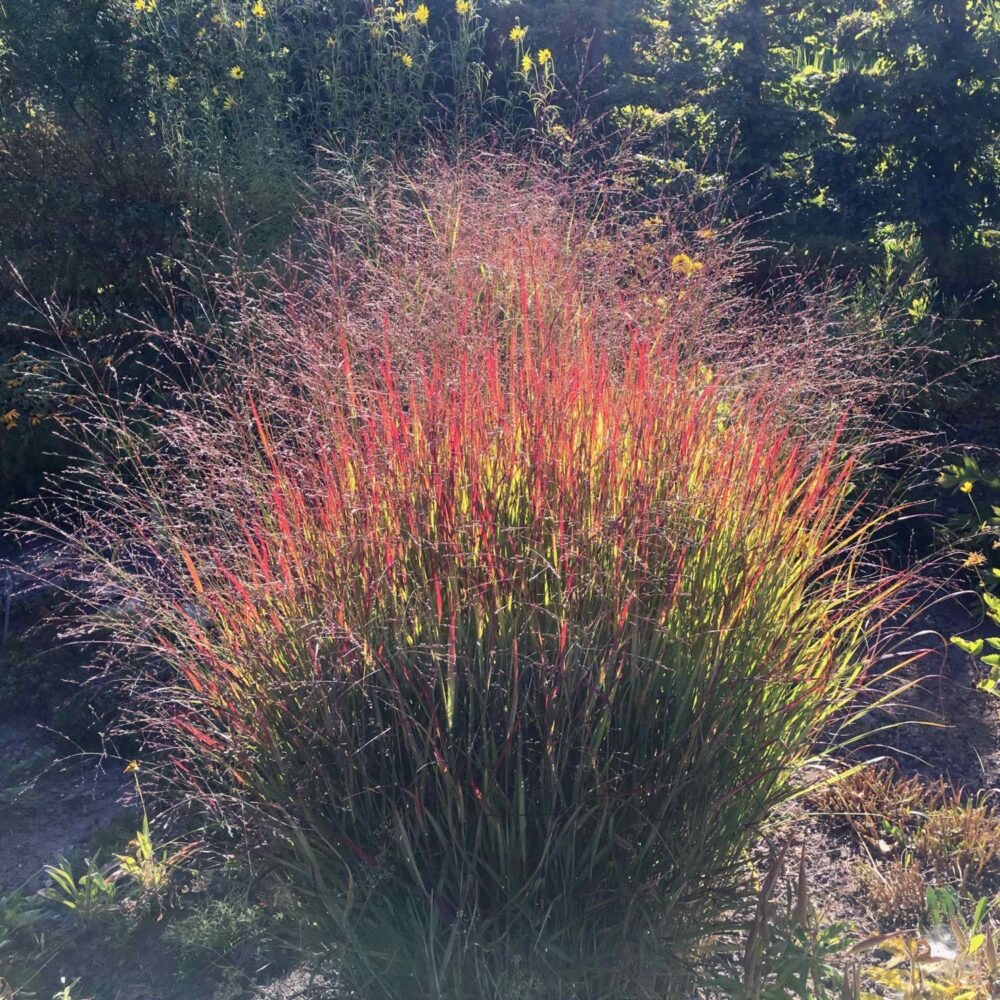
(43, 162), (912, 999)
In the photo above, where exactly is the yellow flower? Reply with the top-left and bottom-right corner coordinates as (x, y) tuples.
(697, 227), (716, 239)
(456, 0), (472, 13)
(165, 74), (180, 91)
(960, 479), (975, 493)
(509, 24), (527, 42)
(2, 409), (20, 430)
(671, 252), (704, 277)
(125, 760), (140, 774)
(251, 1), (266, 15)
(963, 551), (988, 569)
(393, 9), (408, 23)
(223, 94), (237, 109)
(521, 53), (534, 72)
(537, 48), (552, 65)
(234, 18), (244, 27)
(413, 3), (430, 24)
(229, 65), (245, 79)
(133, 0), (146, 9)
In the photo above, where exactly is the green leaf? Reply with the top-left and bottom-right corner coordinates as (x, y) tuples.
(951, 636), (984, 656)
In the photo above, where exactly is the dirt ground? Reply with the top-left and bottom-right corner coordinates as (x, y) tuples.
(777, 596), (1000, 928)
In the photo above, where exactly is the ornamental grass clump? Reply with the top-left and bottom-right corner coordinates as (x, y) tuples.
(42, 161), (911, 999)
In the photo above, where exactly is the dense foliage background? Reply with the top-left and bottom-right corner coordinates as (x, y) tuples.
(2, 0), (998, 509)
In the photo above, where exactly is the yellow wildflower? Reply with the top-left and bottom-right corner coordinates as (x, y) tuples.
(697, 227), (716, 239)
(537, 48), (552, 65)
(229, 65), (245, 79)
(234, 18), (244, 27)
(133, 0), (146, 9)
(223, 94), (237, 109)
(165, 74), (180, 91)
(2, 409), (20, 430)
(394, 9), (408, 22)
(521, 53), (534, 72)
(456, 0), (472, 13)
(125, 760), (141, 774)
(960, 479), (975, 493)
(413, 3), (430, 24)
(251, 0), (266, 15)
(963, 551), (987, 569)
(509, 24), (527, 42)
(671, 252), (704, 277)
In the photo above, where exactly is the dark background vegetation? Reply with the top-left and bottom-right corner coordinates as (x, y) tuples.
(2, 0), (998, 502)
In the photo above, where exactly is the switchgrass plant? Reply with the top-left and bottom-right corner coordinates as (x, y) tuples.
(37, 159), (916, 999)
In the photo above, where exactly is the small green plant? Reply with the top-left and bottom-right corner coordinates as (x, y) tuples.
(850, 892), (1000, 998)
(39, 856), (118, 927)
(163, 897), (264, 965)
(0, 888), (44, 985)
(709, 845), (856, 999)
(113, 762), (194, 916)
(946, 454), (1000, 696)
(51, 978), (90, 1000)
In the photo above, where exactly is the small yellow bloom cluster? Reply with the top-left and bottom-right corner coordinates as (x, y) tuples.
(521, 53), (533, 72)
(509, 24), (527, 42)
(414, 3), (430, 24)
(133, 0), (156, 10)
(963, 551), (988, 569)
(251, 1), (266, 16)
(456, 0), (472, 13)
(960, 479), (975, 493)
(165, 74), (180, 91)
(671, 252), (704, 277)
